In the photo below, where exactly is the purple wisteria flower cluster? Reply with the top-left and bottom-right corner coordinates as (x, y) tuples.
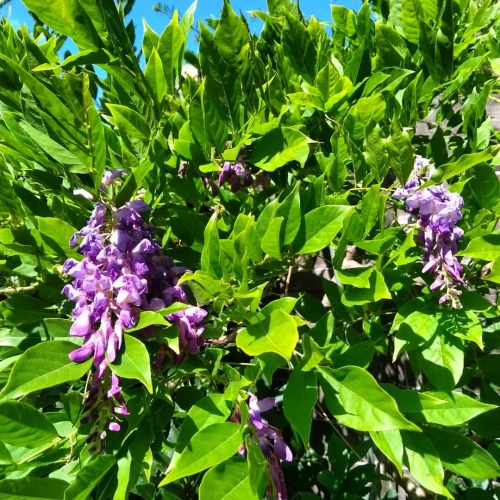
(218, 158), (253, 193)
(237, 396), (292, 499)
(394, 156), (465, 307)
(63, 172), (206, 451)
(179, 157), (253, 194)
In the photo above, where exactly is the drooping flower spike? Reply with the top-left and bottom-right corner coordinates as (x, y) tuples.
(63, 171), (206, 450)
(394, 156), (465, 307)
(237, 396), (293, 500)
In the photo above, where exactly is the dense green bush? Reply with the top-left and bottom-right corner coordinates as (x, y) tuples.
(0, 0), (500, 498)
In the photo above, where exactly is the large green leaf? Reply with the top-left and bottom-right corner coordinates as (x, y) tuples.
(458, 234), (500, 262)
(190, 79), (228, 156)
(64, 456), (117, 500)
(0, 341), (92, 401)
(418, 333), (463, 390)
(260, 217), (283, 260)
(0, 478), (68, 500)
(296, 205), (353, 254)
(157, 10), (184, 93)
(370, 430), (404, 475)
(201, 211), (223, 279)
(282, 11), (316, 83)
(341, 270), (392, 306)
(199, 458), (258, 500)
(422, 147), (497, 187)
(276, 183), (302, 245)
(401, 431), (451, 498)
(214, 0), (250, 77)
(175, 394), (232, 454)
(386, 115), (414, 185)
(18, 122), (88, 173)
(318, 366), (419, 431)
(0, 401), (58, 449)
(283, 368), (317, 447)
(109, 334), (153, 394)
(199, 22), (241, 134)
(159, 422), (243, 486)
(106, 104), (151, 141)
(384, 386), (496, 426)
(424, 427), (500, 480)
(21, 0), (103, 50)
(249, 128), (311, 172)
(236, 309), (298, 361)
(144, 48), (167, 105)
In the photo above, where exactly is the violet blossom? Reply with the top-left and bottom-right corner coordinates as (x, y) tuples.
(63, 171), (207, 450)
(218, 158), (253, 193)
(394, 156), (465, 307)
(238, 396), (292, 500)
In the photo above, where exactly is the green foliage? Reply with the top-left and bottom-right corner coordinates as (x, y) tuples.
(0, 0), (499, 497)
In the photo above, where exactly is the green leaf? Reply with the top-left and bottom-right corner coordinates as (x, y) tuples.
(282, 12), (316, 83)
(419, 333), (463, 390)
(37, 217), (77, 257)
(401, 431), (452, 498)
(276, 183), (302, 245)
(236, 309), (298, 361)
(201, 212), (223, 279)
(157, 10), (183, 93)
(190, 79), (228, 156)
(145, 48), (167, 105)
(21, 0), (102, 50)
(375, 23), (408, 68)
(106, 104), (151, 141)
(214, 0), (250, 77)
(256, 198), (279, 239)
(159, 422), (243, 486)
(0, 341), (92, 401)
(359, 184), (380, 237)
(249, 128), (311, 172)
(199, 22), (241, 134)
(315, 63), (352, 111)
(370, 430), (404, 475)
(400, 0), (419, 44)
(283, 369), (317, 447)
(19, 122), (88, 173)
(0, 478), (68, 500)
(344, 94), (386, 140)
(199, 458), (258, 500)
(296, 205), (353, 254)
(364, 125), (389, 183)
(124, 310), (170, 333)
(423, 147), (497, 187)
(386, 115), (414, 185)
(110, 334), (153, 394)
(175, 394), (232, 453)
(336, 266), (373, 288)
(261, 217), (283, 260)
(341, 270), (392, 306)
(0, 401), (58, 449)
(318, 366), (419, 431)
(64, 456), (117, 500)
(383, 386), (496, 425)
(458, 234), (500, 262)
(424, 427), (500, 480)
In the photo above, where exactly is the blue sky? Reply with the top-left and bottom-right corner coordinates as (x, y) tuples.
(1, 0), (360, 52)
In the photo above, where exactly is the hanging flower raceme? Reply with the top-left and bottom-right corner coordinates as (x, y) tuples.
(236, 396), (292, 500)
(63, 172), (206, 451)
(393, 156), (465, 307)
